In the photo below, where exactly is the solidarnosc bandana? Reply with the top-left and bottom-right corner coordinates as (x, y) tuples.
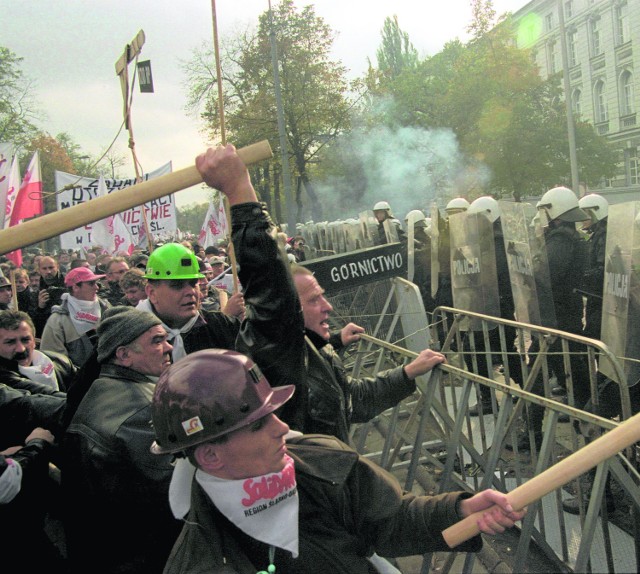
(197, 455), (299, 557)
(170, 454), (299, 558)
(63, 293), (101, 335)
(18, 349), (59, 390)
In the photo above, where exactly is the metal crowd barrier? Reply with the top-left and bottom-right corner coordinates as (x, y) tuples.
(327, 278), (640, 574)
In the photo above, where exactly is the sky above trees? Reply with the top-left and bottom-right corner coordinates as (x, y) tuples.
(1, 0), (527, 207)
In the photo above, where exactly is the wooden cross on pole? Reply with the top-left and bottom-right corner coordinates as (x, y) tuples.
(114, 29), (154, 251)
(115, 30), (145, 130)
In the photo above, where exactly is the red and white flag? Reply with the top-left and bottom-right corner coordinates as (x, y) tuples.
(198, 195), (228, 248)
(9, 151), (43, 227)
(0, 143), (15, 229)
(91, 176), (136, 255)
(3, 156), (25, 265)
(3, 155), (21, 230)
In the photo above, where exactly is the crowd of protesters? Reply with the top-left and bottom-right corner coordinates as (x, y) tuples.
(0, 146), (529, 572)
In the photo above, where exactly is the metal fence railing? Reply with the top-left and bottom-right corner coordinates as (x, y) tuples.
(328, 279), (640, 574)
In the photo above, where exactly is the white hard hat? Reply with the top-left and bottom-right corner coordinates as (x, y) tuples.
(468, 196), (501, 223)
(445, 197), (470, 213)
(404, 209), (427, 227)
(578, 193), (608, 222)
(373, 201), (391, 211)
(537, 186), (588, 222)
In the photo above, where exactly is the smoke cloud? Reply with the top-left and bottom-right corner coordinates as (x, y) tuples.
(308, 105), (491, 224)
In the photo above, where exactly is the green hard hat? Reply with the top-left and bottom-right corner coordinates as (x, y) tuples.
(144, 243), (204, 280)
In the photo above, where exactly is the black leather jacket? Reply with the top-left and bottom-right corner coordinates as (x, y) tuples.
(0, 383), (66, 450)
(62, 363), (180, 573)
(0, 350), (77, 393)
(229, 204), (416, 444)
(282, 330), (417, 443)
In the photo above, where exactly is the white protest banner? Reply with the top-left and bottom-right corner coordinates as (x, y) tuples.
(54, 163), (174, 251)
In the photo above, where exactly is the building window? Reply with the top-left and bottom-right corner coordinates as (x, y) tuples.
(546, 12), (554, 32)
(594, 80), (608, 122)
(590, 17), (601, 56)
(620, 70), (635, 116)
(628, 148), (639, 185)
(565, 1), (573, 19)
(615, 2), (629, 45)
(568, 30), (577, 67)
(572, 88), (582, 117)
(547, 42), (558, 74)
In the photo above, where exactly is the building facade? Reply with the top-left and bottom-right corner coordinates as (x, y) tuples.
(513, 0), (639, 202)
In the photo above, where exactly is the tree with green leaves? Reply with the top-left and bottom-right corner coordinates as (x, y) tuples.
(362, 7), (616, 201)
(0, 47), (42, 150)
(375, 15), (418, 82)
(184, 0), (361, 222)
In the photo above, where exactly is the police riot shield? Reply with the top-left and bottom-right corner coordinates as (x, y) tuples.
(358, 211), (378, 249)
(430, 203), (442, 299)
(498, 201), (556, 328)
(328, 220), (345, 254)
(406, 210), (420, 283)
(448, 211), (500, 331)
(599, 202), (640, 387)
(343, 219), (361, 252)
(382, 218), (400, 244)
(302, 222), (319, 260)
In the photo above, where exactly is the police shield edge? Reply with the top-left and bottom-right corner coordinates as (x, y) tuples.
(499, 201), (557, 328)
(430, 202), (442, 300)
(358, 210), (378, 250)
(599, 201), (640, 387)
(448, 210), (500, 331)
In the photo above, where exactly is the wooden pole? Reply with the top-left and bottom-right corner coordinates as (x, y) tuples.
(442, 410), (640, 548)
(210, 0), (239, 293)
(0, 141), (272, 255)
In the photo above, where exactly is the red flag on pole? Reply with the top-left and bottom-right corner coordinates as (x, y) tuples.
(10, 151), (43, 226)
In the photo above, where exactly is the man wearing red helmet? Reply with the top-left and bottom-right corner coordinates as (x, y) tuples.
(151, 349), (525, 574)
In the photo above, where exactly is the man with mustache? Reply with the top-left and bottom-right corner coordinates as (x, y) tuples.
(0, 310), (76, 394)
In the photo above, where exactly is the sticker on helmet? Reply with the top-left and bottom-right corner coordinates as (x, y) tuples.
(182, 416), (204, 436)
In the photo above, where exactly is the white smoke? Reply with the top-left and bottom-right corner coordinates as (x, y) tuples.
(310, 115), (491, 223)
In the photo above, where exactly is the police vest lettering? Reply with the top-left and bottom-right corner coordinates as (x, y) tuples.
(453, 257), (480, 276)
(507, 252), (533, 276)
(605, 271), (629, 299)
(329, 252), (404, 282)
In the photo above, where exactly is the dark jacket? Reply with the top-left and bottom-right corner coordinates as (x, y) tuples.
(0, 383), (66, 450)
(0, 438), (65, 569)
(230, 204), (415, 443)
(32, 273), (66, 336)
(0, 350), (77, 393)
(62, 363), (180, 574)
(232, 203), (305, 391)
(100, 280), (126, 306)
(163, 434), (481, 574)
(544, 223), (587, 334)
(582, 219), (607, 339)
(280, 330), (416, 443)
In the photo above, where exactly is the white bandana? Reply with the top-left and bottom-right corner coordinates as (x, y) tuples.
(169, 432), (303, 558)
(62, 293), (101, 336)
(136, 298), (199, 362)
(197, 455), (299, 557)
(18, 350), (59, 390)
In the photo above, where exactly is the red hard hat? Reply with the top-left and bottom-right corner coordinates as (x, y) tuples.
(150, 349), (294, 454)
